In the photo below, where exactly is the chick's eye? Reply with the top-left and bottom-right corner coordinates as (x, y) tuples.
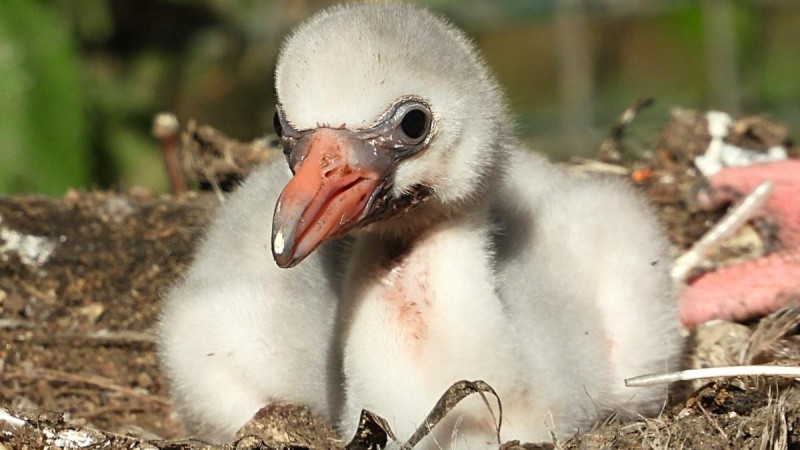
(399, 108), (430, 141)
(273, 110), (283, 137)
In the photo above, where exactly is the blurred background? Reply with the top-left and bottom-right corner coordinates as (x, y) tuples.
(0, 0), (797, 195)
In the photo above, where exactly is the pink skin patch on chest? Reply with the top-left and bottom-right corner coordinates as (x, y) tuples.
(378, 251), (433, 354)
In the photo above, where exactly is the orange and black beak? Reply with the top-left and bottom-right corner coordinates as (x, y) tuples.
(271, 128), (395, 268)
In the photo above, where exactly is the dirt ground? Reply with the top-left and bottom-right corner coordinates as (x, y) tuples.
(1, 108), (799, 449)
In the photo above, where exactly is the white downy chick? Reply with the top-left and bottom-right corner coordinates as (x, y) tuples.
(159, 3), (683, 448)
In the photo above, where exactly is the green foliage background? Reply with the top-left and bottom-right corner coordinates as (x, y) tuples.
(0, 0), (798, 195)
(0, 1), (88, 194)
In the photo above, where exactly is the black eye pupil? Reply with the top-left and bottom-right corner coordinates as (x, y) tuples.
(400, 109), (428, 140)
(273, 111), (283, 137)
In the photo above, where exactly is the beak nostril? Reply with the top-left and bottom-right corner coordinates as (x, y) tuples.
(323, 166), (352, 180)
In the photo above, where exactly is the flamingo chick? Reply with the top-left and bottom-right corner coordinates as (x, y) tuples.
(158, 3), (684, 448)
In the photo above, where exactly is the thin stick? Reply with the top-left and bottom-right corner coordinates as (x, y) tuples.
(598, 97), (654, 163)
(2, 369), (170, 406)
(153, 113), (187, 195)
(626, 365), (800, 387)
(0, 319), (37, 329)
(671, 180), (773, 282)
(568, 157), (630, 175)
(696, 402), (728, 440)
(0, 409), (27, 431)
(57, 329), (157, 345)
(3, 326), (156, 345)
(400, 380), (502, 450)
(204, 168), (226, 203)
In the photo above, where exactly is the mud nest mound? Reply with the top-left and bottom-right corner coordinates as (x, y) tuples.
(1, 107), (799, 449)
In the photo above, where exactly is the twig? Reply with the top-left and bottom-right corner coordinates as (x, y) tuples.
(153, 113), (187, 195)
(696, 401), (728, 440)
(19, 281), (57, 301)
(400, 380), (502, 450)
(740, 307), (800, 364)
(0, 318), (37, 329)
(671, 180), (773, 282)
(204, 168), (227, 203)
(626, 365), (800, 387)
(79, 403), (147, 420)
(2, 368), (170, 406)
(568, 157), (630, 175)
(4, 326), (156, 346)
(598, 97), (654, 163)
(57, 329), (157, 345)
(0, 408), (27, 432)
